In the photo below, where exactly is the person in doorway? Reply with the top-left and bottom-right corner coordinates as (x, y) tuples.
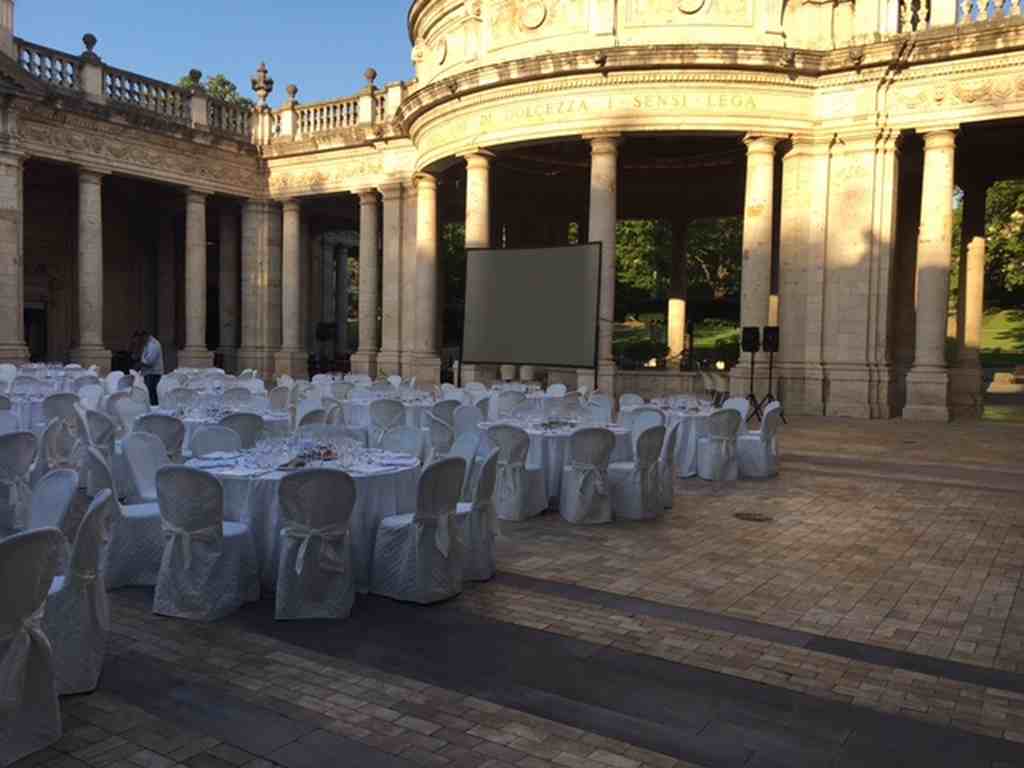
(139, 330), (164, 406)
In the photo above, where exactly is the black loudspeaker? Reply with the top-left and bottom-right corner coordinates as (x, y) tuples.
(763, 326), (780, 354)
(741, 327), (761, 354)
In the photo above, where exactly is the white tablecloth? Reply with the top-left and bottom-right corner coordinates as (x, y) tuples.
(197, 458), (419, 592)
(620, 406), (714, 478)
(153, 409), (292, 451)
(342, 399), (434, 430)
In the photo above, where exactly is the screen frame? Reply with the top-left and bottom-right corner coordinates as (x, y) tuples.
(460, 242), (604, 371)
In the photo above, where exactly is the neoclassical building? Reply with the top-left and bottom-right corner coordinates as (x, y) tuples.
(0, 0), (1022, 419)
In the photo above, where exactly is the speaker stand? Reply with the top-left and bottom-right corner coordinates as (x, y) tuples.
(745, 351), (764, 424)
(755, 351), (787, 424)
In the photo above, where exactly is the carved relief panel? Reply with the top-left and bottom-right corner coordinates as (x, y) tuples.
(622, 0), (754, 28)
(488, 0), (590, 50)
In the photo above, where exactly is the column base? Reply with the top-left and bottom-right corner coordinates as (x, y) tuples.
(409, 354), (441, 390)
(948, 364), (984, 419)
(350, 351), (378, 378)
(0, 342), (29, 366)
(217, 347), (240, 375)
(177, 347), (215, 371)
(823, 363), (873, 420)
(69, 345), (112, 375)
(274, 348), (309, 379)
(462, 364), (498, 385)
(596, 361), (616, 397)
(400, 351), (419, 380)
(775, 363), (825, 416)
(376, 350), (403, 379)
(237, 347), (276, 382)
(902, 366), (951, 422)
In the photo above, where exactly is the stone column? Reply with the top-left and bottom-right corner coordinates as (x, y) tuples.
(177, 190), (213, 369)
(217, 206), (240, 372)
(156, 209), (177, 372)
(740, 136), (778, 347)
(949, 179), (987, 418)
(668, 218), (689, 363)
(351, 190), (380, 376)
(69, 167), (111, 372)
(904, 129), (957, 421)
(238, 199), (277, 377)
(273, 199), (307, 377)
(334, 245), (350, 361)
(587, 134), (620, 395)
(400, 180), (419, 377)
(462, 150), (499, 384)
(413, 173), (441, 386)
(378, 182), (404, 375)
(0, 149), (27, 364)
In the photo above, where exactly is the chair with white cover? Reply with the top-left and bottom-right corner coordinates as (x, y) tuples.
(453, 404), (483, 439)
(547, 383), (567, 397)
(152, 466), (258, 621)
(369, 399), (405, 446)
(559, 428), (615, 525)
(738, 406), (783, 478)
(722, 396), (750, 431)
(371, 457), (465, 604)
(0, 431), (37, 535)
(0, 528), (64, 764)
(496, 390), (525, 419)
(134, 413), (185, 462)
(432, 399), (460, 429)
(268, 385), (290, 411)
(82, 448), (163, 589)
(11, 376), (41, 395)
(587, 393), (613, 424)
(487, 424), (547, 521)
(387, 375), (403, 389)
(123, 431), (169, 503)
(629, 406), (665, 448)
(72, 375), (101, 393)
(331, 382), (353, 402)
(298, 408), (327, 429)
(223, 387), (252, 407)
(447, 431), (481, 500)
(608, 425), (665, 521)
(35, 417), (80, 484)
(275, 469), (356, 620)
(619, 393), (644, 410)
(220, 412), (265, 449)
(0, 393), (10, 410)
(112, 395), (149, 435)
(104, 370), (124, 394)
(85, 410), (116, 464)
(78, 383), (104, 412)
(464, 381), (487, 400)
(456, 449), (499, 581)
(27, 468), (78, 533)
(44, 489), (116, 695)
(42, 392), (80, 426)
(0, 409), (18, 435)
(697, 409), (741, 481)
(658, 422), (681, 509)
(346, 373), (371, 386)
(191, 426), (242, 458)
(475, 396), (491, 421)
(380, 426), (428, 464)
(0, 362), (16, 387)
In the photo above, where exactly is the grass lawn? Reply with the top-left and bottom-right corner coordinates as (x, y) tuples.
(979, 308), (1024, 369)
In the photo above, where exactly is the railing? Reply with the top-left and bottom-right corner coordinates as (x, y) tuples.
(208, 99), (251, 138)
(959, 0), (1023, 21)
(900, 0), (931, 29)
(296, 97), (360, 136)
(375, 92), (387, 121)
(104, 67), (190, 125)
(15, 39), (79, 91)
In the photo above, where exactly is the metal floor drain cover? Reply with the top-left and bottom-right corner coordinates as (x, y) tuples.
(735, 512), (773, 523)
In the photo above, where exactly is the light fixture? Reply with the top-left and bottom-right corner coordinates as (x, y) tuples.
(715, 360), (726, 371)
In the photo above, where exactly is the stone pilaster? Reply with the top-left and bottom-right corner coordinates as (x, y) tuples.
(351, 189), (380, 377)
(949, 178), (988, 418)
(412, 173), (441, 387)
(0, 149), (28, 365)
(462, 150), (498, 385)
(69, 167), (111, 373)
(237, 199), (280, 378)
(586, 134), (620, 395)
(274, 199), (307, 377)
(178, 189), (214, 369)
(217, 206), (240, 373)
(904, 129), (957, 422)
(378, 182), (404, 377)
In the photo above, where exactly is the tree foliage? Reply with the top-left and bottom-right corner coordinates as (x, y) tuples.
(176, 72), (254, 108)
(984, 180), (1024, 304)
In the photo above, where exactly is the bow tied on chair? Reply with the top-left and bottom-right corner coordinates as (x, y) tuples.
(496, 460), (523, 501)
(570, 461), (608, 497)
(161, 522), (221, 569)
(281, 523), (348, 575)
(0, 605), (48, 712)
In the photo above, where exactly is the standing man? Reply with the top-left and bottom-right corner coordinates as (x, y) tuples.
(140, 330), (164, 406)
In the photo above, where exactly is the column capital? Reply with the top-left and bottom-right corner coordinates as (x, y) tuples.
(415, 172), (438, 192)
(918, 128), (958, 150)
(461, 149), (495, 168)
(742, 134), (784, 155)
(378, 181), (404, 200)
(584, 133), (621, 154)
(281, 198), (302, 213)
(356, 188), (379, 206)
(77, 166), (107, 184)
(185, 188), (208, 204)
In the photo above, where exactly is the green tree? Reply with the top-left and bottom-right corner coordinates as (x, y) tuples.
(984, 179), (1024, 305)
(685, 216), (742, 302)
(615, 220), (672, 320)
(177, 72), (254, 108)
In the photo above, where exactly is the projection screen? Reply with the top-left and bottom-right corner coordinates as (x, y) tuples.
(462, 244), (602, 369)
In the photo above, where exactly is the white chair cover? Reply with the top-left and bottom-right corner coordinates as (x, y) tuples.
(42, 393), (79, 427)
(559, 428), (615, 525)
(547, 383), (567, 397)
(447, 432), (481, 501)
(35, 418), (79, 484)
(629, 407), (665, 452)
(134, 413), (185, 460)
(0, 363), (16, 385)
(220, 413), (265, 449)
(223, 388), (252, 407)
(487, 424), (547, 522)
(697, 409), (741, 481)
(475, 396), (490, 421)
(104, 371), (124, 394)
(268, 386), (290, 411)
(496, 391), (525, 418)
(369, 399), (405, 446)
(387, 375), (403, 389)
(112, 396), (149, 434)
(82, 448), (163, 589)
(152, 466), (259, 621)
(722, 397), (751, 433)
(427, 413), (455, 460)
(453, 404), (482, 438)
(331, 382), (353, 401)
(659, 422), (681, 509)
(738, 406), (783, 478)
(587, 394), (613, 424)
(191, 426), (243, 457)
(123, 432), (169, 503)
(380, 426), (428, 464)
(370, 457), (465, 604)
(456, 449), (499, 581)
(0, 394), (10, 410)
(275, 469), (356, 621)
(85, 410), (116, 464)
(27, 469), (78, 532)
(619, 393), (644, 409)
(0, 411), (17, 436)
(298, 408), (327, 428)
(77, 384), (104, 412)
(44, 490), (115, 695)
(609, 425), (665, 521)
(0, 432), (38, 535)
(0, 528), (64, 764)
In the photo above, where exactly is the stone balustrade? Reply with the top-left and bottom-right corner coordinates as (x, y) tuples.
(296, 97), (360, 135)
(207, 98), (251, 139)
(104, 66), (191, 125)
(264, 79), (404, 144)
(16, 38), (79, 91)
(959, 0), (1023, 21)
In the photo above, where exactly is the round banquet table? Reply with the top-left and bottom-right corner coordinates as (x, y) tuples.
(619, 405), (715, 478)
(342, 397), (435, 430)
(189, 453), (420, 592)
(152, 408), (292, 452)
(479, 420), (632, 505)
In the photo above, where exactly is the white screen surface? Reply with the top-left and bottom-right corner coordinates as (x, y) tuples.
(462, 244), (601, 369)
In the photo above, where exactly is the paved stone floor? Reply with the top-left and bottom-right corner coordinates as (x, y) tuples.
(14, 415), (1024, 768)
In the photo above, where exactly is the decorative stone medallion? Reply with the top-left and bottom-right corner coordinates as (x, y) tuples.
(678, 0), (707, 14)
(520, 1), (548, 30)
